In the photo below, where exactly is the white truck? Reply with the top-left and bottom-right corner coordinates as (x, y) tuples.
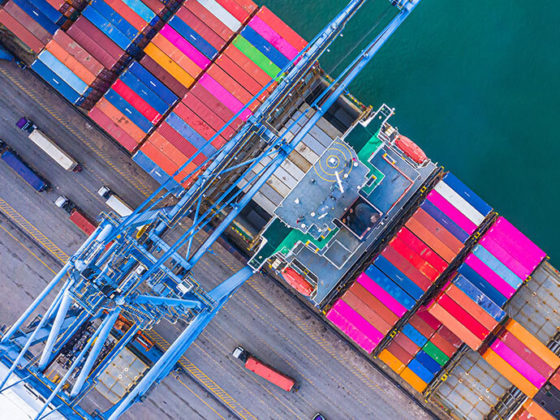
(16, 117), (82, 172)
(98, 186), (133, 217)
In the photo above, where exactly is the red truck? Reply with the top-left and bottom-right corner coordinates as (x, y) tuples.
(232, 346), (297, 392)
(55, 196), (97, 235)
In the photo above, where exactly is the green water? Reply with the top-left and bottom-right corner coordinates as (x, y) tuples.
(258, 1), (560, 261)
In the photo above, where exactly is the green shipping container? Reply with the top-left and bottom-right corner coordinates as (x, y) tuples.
(232, 36), (281, 78)
(423, 341), (449, 366)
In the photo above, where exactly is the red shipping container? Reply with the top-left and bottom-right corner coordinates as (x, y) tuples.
(397, 227), (448, 273)
(386, 341), (414, 365)
(112, 80), (161, 124)
(52, 30), (104, 76)
(445, 284), (498, 332)
(224, 45), (272, 87)
(67, 18), (121, 69)
(46, 0), (65, 8)
(215, 0), (250, 23)
(499, 332), (555, 379)
(429, 333), (460, 358)
(140, 0), (165, 15)
(413, 208), (464, 255)
(140, 55), (189, 98)
(175, 7), (227, 51)
(207, 65), (256, 105)
(89, 107), (139, 152)
(190, 84), (238, 124)
(256, 7), (307, 51)
(103, 0), (147, 32)
(4, 2), (50, 44)
(148, 133), (189, 167)
(415, 307), (442, 331)
(438, 325), (463, 349)
(437, 294), (489, 341)
(342, 291), (392, 335)
(174, 102), (227, 145)
(428, 303), (482, 350)
(141, 141), (180, 175)
(380, 245), (433, 291)
(93, 98), (146, 142)
(184, 0), (233, 42)
(156, 122), (207, 166)
(394, 332), (420, 356)
(386, 239), (440, 282)
(349, 283), (399, 326)
(0, 10), (44, 53)
(232, 0), (258, 14)
(215, 54), (265, 97)
(182, 94), (236, 140)
(408, 315), (436, 339)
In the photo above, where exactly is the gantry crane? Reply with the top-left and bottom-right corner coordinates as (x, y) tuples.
(0, 1), (422, 418)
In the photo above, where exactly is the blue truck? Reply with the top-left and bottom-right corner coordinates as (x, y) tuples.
(0, 140), (49, 192)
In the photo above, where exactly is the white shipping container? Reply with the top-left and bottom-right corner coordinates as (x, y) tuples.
(434, 181), (485, 226)
(106, 195), (133, 217)
(28, 130), (79, 171)
(198, 0), (242, 32)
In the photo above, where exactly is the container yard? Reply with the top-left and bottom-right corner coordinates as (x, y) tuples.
(0, 0), (558, 419)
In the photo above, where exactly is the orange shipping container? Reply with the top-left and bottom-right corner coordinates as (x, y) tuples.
(414, 208), (464, 254)
(521, 399), (556, 420)
(94, 98), (146, 142)
(147, 132), (189, 167)
(207, 65), (258, 105)
(428, 303), (482, 350)
(505, 320), (560, 371)
(46, 40), (97, 85)
(400, 367), (427, 393)
(342, 290), (392, 335)
(405, 216), (456, 263)
(144, 43), (195, 89)
(151, 34), (202, 79)
(141, 142), (195, 186)
(445, 284), (498, 331)
(482, 348), (539, 397)
(378, 349), (406, 375)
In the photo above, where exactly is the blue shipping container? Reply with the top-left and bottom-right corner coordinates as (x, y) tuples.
(83, 6), (132, 51)
(402, 324), (428, 347)
(12, 0), (59, 34)
(132, 151), (182, 191)
(443, 172), (493, 217)
(168, 16), (218, 60)
(31, 60), (82, 104)
(453, 274), (506, 322)
(374, 255), (423, 300)
(1, 151), (48, 191)
(128, 62), (177, 106)
(104, 89), (153, 133)
(457, 263), (507, 307)
(120, 71), (169, 114)
(364, 265), (415, 309)
(90, 0), (139, 41)
(241, 26), (290, 68)
(25, 0), (63, 25)
(37, 51), (89, 95)
(120, 0), (156, 24)
(415, 350), (442, 375)
(407, 359), (434, 383)
(165, 113), (217, 156)
(421, 200), (470, 243)
(471, 245), (523, 290)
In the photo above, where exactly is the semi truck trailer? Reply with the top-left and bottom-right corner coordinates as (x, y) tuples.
(0, 140), (49, 192)
(98, 186), (133, 217)
(54, 196), (97, 235)
(17, 117), (82, 172)
(232, 346), (297, 392)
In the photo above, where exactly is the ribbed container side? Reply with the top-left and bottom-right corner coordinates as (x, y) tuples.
(139, 55), (189, 98)
(254, 6), (307, 51)
(197, 0), (242, 33)
(11, 0), (59, 34)
(104, 89), (153, 132)
(82, 6), (132, 51)
(31, 59), (82, 103)
(0, 9), (44, 53)
(3, 1), (51, 44)
(184, 0), (233, 41)
(45, 39), (97, 85)
(167, 15), (218, 60)
(90, 0), (139, 41)
(151, 32), (202, 78)
(175, 6), (227, 50)
(94, 97), (147, 142)
(89, 106), (138, 152)
(36, 50), (89, 94)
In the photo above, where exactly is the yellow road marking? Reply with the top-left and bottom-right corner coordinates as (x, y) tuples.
(0, 223), (56, 274)
(175, 376), (225, 420)
(0, 198), (69, 263)
(0, 67), (152, 197)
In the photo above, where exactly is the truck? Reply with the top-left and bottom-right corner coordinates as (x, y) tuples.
(55, 196), (97, 235)
(232, 346), (297, 392)
(16, 117), (82, 172)
(0, 140), (49, 192)
(98, 186), (133, 217)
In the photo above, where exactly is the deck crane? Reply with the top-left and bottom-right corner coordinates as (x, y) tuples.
(0, 0), (422, 418)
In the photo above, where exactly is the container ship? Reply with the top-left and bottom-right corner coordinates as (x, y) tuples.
(0, 1), (559, 419)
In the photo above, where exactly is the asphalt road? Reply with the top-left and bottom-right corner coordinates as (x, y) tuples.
(0, 60), (432, 420)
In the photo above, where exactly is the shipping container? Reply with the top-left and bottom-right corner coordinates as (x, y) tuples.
(36, 50), (89, 95)
(133, 150), (182, 190)
(248, 15), (299, 60)
(143, 43), (196, 88)
(394, 331), (420, 356)
(45, 39), (97, 85)
(400, 367), (427, 393)
(0, 9), (44, 53)
(356, 272), (407, 318)
(168, 15), (218, 60)
(0, 150), (49, 192)
(184, 0), (234, 42)
(482, 348), (539, 397)
(139, 55), (189, 98)
(348, 283), (399, 325)
(374, 255), (424, 300)
(428, 303), (482, 350)
(330, 300), (384, 345)
(436, 294), (490, 340)
(420, 200), (469, 243)
(433, 181), (485, 226)
(464, 253), (517, 298)
(442, 172), (493, 217)
(402, 324), (428, 348)
(69, 208), (97, 235)
(491, 340), (546, 388)
(380, 245), (434, 291)
(396, 227), (448, 273)
(127, 61), (178, 106)
(342, 290), (392, 334)
(364, 266), (416, 310)
(457, 262), (508, 307)
(3, 1), (51, 44)
(385, 341), (414, 365)
(197, 0), (242, 33)
(175, 6), (227, 50)
(426, 189), (478, 234)
(378, 349), (406, 374)
(444, 284), (498, 331)
(326, 303), (377, 353)
(93, 97), (147, 142)
(385, 239), (440, 282)
(31, 59), (82, 104)
(89, 107), (139, 152)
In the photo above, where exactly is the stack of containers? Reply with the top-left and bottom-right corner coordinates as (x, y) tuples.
(482, 319), (560, 398)
(135, 2), (309, 190)
(0, 0), (70, 54)
(378, 307), (462, 393)
(512, 398), (556, 420)
(406, 172), (493, 264)
(456, 216), (547, 308)
(428, 274), (507, 350)
(89, 61), (178, 152)
(533, 369), (560, 418)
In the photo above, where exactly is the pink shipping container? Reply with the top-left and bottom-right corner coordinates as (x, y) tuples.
(330, 300), (384, 347)
(248, 16), (299, 60)
(491, 340), (547, 388)
(198, 74), (252, 120)
(484, 217), (546, 273)
(356, 273), (407, 317)
(427, 190), (478, 234)
(465, 254), (516, 298)
(479, 236), (532, 280)
(160, 25), (210, 70)
(326, 307), (377, 353)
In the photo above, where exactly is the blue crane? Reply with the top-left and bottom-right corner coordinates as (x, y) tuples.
(0, 1), (422, 418)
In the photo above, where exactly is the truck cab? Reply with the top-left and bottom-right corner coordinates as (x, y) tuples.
(54, 196), (76, 214)
(98, 186), (133, 217)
